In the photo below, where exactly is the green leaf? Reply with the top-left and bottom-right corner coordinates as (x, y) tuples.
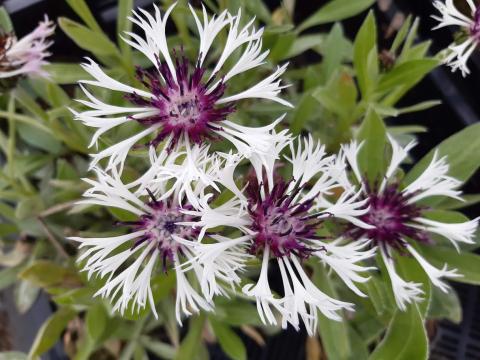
(242, 0), (271, 24)
(210, 319), (247, 360)
(436, 193), (480, 210)
(369, 305), (428, 360)
(0, 7), (13, 32)
(387, 125), (427, 135)
(213, 298), (263, 326)
(405, 122), (480, 185)
(17, 122), (62, 154)
(0, 111), (53, 136)
(174, 314), (205, 360)
(418, 245), (480, 285)
(290, 90), (321, 134)
(15, 87), (48, 121)
(19, 260), (82, 290)
(151, 270), (176, 300)
(65, 0), (102, 33)
(15, 197), (44, 220)
(314, 266), (367, 360)
(377, 59), (439, 93)
(427, 286), (462, 324)
(43, 63), (87, 84)
(14, 280), (40, 314)
(86, 302), (108, 341)
(0, 265), (22, 291)
(357, 108), (387, 183)
(312, 71), (357, 122)
(298, 0), (376, 32)
(390, 16), (413, 54)
(269, 32), (297, 61)
(117, 0), (134, 56)
(0, 352), (28, 360)
(58, 17), (118, 57)
(29, 307), (77, 359)
(46, 82), (71, 107)
(319, 23), (351, 84)
(52, 287), (96, 307)
(394, 100), (441, 115)
(353, 11), (378, 99)
(359, 274), (395, 317)
(283, 34), (325, 60)
(139, 336), (176, 359)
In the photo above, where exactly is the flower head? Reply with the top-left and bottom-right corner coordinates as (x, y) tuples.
(70, 163), (249, 323)
(432, 0), (480, 76)
(0, 15), (54, 82)
(75, 3), (291, 173)
(341, 136), (478, 310)
(185, 136), (376, 335)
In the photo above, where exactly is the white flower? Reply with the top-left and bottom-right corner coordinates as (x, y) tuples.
(74, 3), (291, 174)
(341, 135), (478, 310)
(186, 136), (375, 335)
(69, 166), (249, 322)
(0, 15), (54, 79)
(432, 0), (480, 76)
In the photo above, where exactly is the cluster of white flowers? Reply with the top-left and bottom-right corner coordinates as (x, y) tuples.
(70, 3), (478, 335)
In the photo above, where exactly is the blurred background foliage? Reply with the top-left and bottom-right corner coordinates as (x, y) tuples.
(0, 0), (479, 359)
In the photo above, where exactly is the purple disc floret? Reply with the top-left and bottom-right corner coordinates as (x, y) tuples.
(126, 52), (235, 149)
(119, 191), (199, 271)
(246, 180), (326, 259)
(349, 183), (431, 253)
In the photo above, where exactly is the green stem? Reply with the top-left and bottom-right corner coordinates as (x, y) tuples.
(0, 110), (53, 134)
(119, 314), (150, 360)
(7, 94), (16, 179)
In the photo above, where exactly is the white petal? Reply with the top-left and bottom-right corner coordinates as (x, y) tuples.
(285, 135), (334, 188)
(80, 58), (154, 98)
(189, 4), (230, 66)
(411, 216), (478, 251)
(89, 124), (161, 173)
(174, 253), (213, 324)
(128, 4), (177, 82)
(381, 135), (416, 190)
(209, 9), (263, 79)
(432, 0), (474, 30)
(403, 150), (462, 203)
(242, 246), (285, 326)
(340, 141), (364, 184)
(216, 63), (292, 107)
(406, 244), (462, 293)
(316, 189), (374, 229)
(278, 256), (355, 336)
(381, 248), (424, 311)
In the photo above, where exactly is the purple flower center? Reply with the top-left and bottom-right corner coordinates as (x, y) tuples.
(349, 183), (430, 252)
(121, 192), (199, 270)
(246, 180), (326, 258)
(126, 52), (235, 149)
(470, 7), (480, 40)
